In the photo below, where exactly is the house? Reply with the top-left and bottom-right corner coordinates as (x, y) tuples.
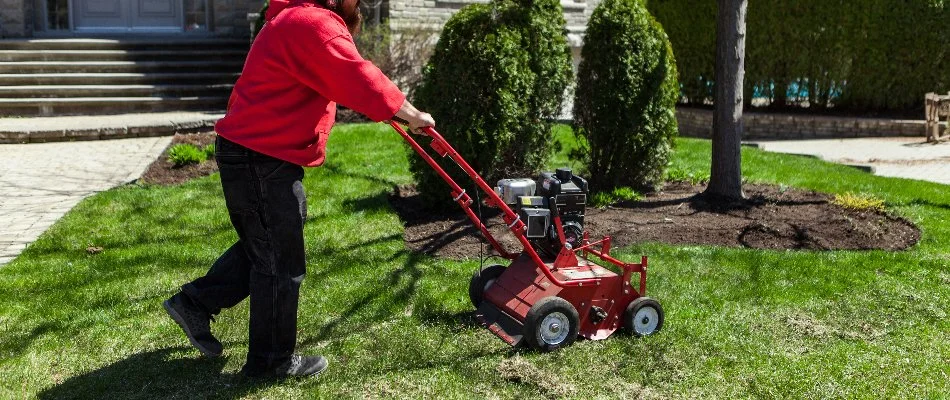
(1, 0), (260, 38)
(0, 0), (595, 117)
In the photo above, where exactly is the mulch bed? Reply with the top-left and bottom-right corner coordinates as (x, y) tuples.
(389, 182), (920, 258)
(140, 133), (921, 255)
(139, 132), (218, 186)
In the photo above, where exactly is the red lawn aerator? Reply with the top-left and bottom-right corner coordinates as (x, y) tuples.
(391, 122), (664, 351)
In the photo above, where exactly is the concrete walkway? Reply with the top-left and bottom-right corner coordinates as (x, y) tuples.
(0, 136), (172, 265)
(751, 137), (950, 186)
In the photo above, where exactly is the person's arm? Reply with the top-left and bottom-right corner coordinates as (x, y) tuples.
(282, 19), (434, 127)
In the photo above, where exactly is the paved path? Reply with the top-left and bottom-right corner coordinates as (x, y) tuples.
(752, 137), (950, 185)
(0, 137), (171, 265)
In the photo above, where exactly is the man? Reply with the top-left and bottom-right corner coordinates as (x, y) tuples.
(163, 0), (435, 379)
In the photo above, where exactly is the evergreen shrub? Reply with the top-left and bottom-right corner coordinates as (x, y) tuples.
(573, 0), (679, 191)
(411, 0), (573, 208)
(647, 0), (950, 113)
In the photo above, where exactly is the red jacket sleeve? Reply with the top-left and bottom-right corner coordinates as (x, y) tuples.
(283, 24), (405, 122)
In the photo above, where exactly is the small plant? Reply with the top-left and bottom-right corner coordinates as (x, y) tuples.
(590, 187), (643, 208)
(167, 144), (206, 167)
(665, 167), (710, 185)
(202, 143), (216, 159)
(832, 192), (886, 213)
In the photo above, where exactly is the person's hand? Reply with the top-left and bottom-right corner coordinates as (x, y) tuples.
(395, 100), (435, 135)
(407, 112), (435, 135)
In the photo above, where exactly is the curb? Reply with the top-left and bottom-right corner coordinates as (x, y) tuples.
(0, 115), (219, 144)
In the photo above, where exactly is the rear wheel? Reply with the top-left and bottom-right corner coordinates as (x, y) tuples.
(523, 296), (580, 351)
(468, 264), (506, 308)
(624, 297), (664, 337)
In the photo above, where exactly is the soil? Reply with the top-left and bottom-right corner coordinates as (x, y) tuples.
(139, 135), (921, 255)
(389, 182), (920, 259)
(139, 132), (218, 185)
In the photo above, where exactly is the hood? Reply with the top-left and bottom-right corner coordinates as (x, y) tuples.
(265, 0), (292, 21)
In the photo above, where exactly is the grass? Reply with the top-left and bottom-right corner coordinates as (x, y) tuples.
(1, 123), (949, 399)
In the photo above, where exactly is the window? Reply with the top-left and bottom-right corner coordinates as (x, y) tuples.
(46, 0), (69, 30)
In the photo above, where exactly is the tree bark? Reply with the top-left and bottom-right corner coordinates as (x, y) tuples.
(705, 0), (747, 200)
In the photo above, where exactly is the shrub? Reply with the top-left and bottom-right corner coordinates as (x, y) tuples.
(202, 143), (216, 159)
(253, 0), (268, 38)
(411, 0), (573, 208)
(572, 0), (679, 192)
(167, 144), (206, 167)
(356, 22), (436, 101)
(647, 0), (950, 113)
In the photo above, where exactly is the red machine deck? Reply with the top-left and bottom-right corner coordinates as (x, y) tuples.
(476, 253), (638, 346)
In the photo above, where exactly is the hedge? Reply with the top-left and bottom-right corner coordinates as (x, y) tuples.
(411, 0), (573, 208)
(647, 0), (950, 113)
(573, 0), (679, 191)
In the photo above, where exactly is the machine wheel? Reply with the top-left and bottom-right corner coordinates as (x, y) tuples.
(468, 264), (506, 308)
(523, 296), (580, 351)
(624, 297), (664, 337)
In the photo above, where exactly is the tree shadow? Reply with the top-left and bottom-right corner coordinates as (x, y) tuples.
(36, 347), (277, 400)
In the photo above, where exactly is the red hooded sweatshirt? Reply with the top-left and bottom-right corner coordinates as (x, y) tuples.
(214, 0), (406, 166)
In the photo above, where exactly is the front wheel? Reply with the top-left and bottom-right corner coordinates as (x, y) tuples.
(523, 296), (580, 351)
(624, 297), (664, 337)
(468, 264), (506, 308)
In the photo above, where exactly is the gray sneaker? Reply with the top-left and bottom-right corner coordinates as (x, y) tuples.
(241, 354), (328, 378)
(163, 294), (223, 357)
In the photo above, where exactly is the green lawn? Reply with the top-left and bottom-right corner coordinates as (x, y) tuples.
(1, 123), (948, 399)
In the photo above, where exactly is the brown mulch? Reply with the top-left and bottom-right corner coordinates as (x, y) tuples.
(139, 136), (921, 255)
(139, 132), (218, 185)
(389, 182), (920, 259)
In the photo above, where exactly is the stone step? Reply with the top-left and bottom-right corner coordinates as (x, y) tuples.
(0, 97), (229, 117)
(0, 61), (244, 74)
(0, 38), (249, 51)
(0, 72), (241, 86)
(0, 84), (234, 98)
(0, 49), (248, 62)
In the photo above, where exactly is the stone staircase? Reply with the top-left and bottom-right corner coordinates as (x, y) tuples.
(0, 38), (247, 117)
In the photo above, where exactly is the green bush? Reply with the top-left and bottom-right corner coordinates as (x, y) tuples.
(253, 0), (268, 39)
(167, 144), (206, 167)
(202, 143), (215, 159)
(411, 0), (573, 208)
(647, 0), (950, 113)
(573, 0), (679, 192)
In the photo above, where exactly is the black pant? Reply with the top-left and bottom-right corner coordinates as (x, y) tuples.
(182, 135), (307, 370)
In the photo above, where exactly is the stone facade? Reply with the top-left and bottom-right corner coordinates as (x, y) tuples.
(676, 107), (938, 140)
(388, 0), (599, 49)
(1, 0), (31, 37)
(213, 0), (264, 36)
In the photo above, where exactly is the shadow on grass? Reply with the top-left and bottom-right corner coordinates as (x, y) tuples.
(37, 347), (278, 400)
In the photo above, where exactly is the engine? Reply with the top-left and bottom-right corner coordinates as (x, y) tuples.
(495, 168), (588, 257)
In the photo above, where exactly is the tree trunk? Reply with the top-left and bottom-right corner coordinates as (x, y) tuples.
(705, 0), (747, 200)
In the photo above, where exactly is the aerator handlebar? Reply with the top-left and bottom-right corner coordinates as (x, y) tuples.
(389, 122), (601, 288)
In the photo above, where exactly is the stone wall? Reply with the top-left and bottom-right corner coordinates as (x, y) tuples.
(1, 0), (30, 37)
(388, 0), (598, 48)
(676, 107), (938, 140)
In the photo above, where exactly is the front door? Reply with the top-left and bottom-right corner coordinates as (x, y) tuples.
(74, 0), (183, 32)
